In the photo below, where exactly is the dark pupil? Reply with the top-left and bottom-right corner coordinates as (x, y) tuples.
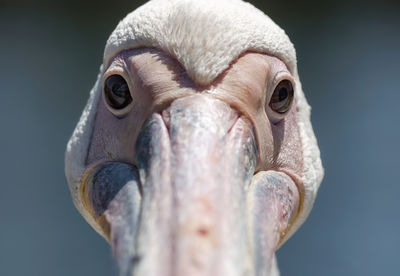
(278, 88), (288, 101)
(269, 80), (294, 114)
(104, 75), (132, 109)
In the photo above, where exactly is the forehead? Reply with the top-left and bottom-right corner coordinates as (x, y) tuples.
(106, 48), (290, 91)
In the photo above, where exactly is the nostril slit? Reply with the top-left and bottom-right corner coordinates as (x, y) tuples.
(161, 109), (171, 129)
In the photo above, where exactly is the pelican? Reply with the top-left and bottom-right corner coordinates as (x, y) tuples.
(65, 0), (323, 275)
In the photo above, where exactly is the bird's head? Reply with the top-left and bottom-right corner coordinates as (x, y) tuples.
(65, 0), (323, 275)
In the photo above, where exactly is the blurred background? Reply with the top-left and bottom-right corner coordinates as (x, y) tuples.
(1, 0), (399, 275)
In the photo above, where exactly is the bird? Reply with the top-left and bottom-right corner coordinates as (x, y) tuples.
(65, 0), (323, 275)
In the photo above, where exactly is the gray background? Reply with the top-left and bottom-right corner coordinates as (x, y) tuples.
(1, 0), (399, 275)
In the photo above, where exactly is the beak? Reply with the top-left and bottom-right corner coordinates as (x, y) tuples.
(84, 94), (299, 276)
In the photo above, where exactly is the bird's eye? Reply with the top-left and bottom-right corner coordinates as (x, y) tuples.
(269, 80), (294, 114)
(104, 75), (132, 110)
